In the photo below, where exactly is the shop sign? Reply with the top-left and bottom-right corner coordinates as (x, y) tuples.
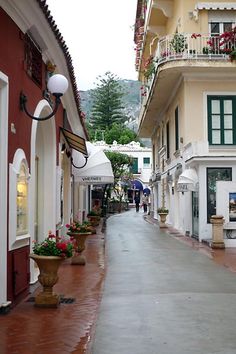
(177, 183), (189, 192)
(81, 176), (102, 182)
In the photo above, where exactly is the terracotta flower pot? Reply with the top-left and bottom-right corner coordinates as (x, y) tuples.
(29, 254), (64, 308)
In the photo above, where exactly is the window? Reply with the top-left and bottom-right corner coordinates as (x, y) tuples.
(17, 164), (28, 236)
(9, 150), (30, 250)
(175, 107), (179, 151)
(210, 22), (233, 35)
(24, 33), (42, 86)
(143, 157), (150, 168)
(207, 167), (232, 223)
(161, 126), (164, 147)
(166, 122), (170, 159)
(131, 158), (138, 174)
(208, 96), (236, 145)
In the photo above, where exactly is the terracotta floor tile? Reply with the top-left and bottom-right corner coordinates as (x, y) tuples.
(0, 222), (105, 354)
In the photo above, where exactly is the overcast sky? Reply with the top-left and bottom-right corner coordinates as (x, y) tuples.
(46, 0), (138, 90)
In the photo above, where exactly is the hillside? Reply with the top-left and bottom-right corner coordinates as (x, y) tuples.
(79, 79), (141, 126)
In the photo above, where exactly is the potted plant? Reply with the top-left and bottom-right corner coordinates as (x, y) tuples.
(170, 33), (187, 54)
(157, 207), (169, 227)
(87, 207), (101, 226)
(30, 231), (73, 307)
(66, 221), (93, 265)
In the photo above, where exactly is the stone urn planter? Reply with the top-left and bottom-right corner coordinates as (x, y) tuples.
(30, 231), (73, 308)
(157, 208), (169, 228)
(67, 232), (92, 265)
(29, 254), (64, 308)
(87, 215), (100, 227)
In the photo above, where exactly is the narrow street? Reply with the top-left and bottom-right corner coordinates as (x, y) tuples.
(91, 209), (236, 354)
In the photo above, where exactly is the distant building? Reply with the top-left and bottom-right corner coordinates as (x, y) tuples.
(94, 141), (152, 203)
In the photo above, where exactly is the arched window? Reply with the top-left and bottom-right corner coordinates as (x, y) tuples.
(9, 149), (30, 250)
(16, 163), (28, 236)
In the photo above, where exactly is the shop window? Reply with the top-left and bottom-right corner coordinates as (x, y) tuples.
(17, 164), (28, 236)
(9, 149), (30, 250)
(208, 96), (236, 145)
(207, 167), (232, 223)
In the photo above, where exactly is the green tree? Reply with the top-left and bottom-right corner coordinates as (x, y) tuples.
(101, 151), (133, 213)
(90, 72), (126, 129)
(104, 123), (138, 145)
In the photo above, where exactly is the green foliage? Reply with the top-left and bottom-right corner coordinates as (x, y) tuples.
(170, 33), (187, 53)
(90, 72), (126, 129)
(105, 151), (133, 180)
(104, 123), (138, 144)
(105, 151), (133, 202)
(157, 207), (169, 214)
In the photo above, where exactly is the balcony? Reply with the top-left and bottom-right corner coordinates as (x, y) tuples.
(138, 32), (236, 137)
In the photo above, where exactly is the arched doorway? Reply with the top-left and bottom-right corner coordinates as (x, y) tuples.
(29, 101), (56, 283)
(34, 119), (56, 240)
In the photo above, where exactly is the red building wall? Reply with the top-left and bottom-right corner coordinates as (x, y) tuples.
(0, 7), (64, 303)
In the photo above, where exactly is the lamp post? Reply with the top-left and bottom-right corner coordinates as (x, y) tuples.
(20, 74), (68, 121)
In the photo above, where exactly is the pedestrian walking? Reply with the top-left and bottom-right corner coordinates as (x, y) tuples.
(134, 192), (140, 212)
(141, 193), (149, 213)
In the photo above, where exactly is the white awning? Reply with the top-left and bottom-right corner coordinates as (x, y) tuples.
(196, 2), (236, 10)
(177, 168), (198, 192)
(72, 142), (114, 185)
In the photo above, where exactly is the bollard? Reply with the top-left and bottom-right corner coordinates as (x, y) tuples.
(210, 215), (225, 249)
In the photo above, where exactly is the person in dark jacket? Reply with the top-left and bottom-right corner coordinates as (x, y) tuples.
(134, 192), (140, 212)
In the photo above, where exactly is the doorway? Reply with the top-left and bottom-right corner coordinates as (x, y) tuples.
(192, 191), (199, 239)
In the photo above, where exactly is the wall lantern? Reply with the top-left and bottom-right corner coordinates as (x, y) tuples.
(20, 74), (68, 121)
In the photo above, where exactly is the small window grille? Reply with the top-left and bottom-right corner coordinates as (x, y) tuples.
(24, 34), (42, 86)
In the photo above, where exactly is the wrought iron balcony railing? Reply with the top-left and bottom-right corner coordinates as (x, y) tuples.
(141, 33), (235, 104)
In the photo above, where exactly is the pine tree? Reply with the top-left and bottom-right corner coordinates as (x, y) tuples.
(90, 72), (126, 129)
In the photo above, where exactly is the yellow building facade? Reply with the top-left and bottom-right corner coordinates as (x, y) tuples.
(135, 0), (236, 246)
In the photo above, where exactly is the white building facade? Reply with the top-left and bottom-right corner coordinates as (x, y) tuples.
(94, 141), (152, 203)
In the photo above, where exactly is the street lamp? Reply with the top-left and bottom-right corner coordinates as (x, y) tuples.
(20, 74), (68, 121)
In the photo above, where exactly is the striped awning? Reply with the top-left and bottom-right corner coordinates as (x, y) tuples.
(60, 128), (87, 156)
(196, 2), (236, 10)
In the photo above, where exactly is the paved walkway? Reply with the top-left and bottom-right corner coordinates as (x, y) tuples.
(91, 209), (236, 354)
(1, 210), (236, 353)
(0, 223), (106, 354)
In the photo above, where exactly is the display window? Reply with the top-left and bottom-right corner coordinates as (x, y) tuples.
(16, 164), (28, 236)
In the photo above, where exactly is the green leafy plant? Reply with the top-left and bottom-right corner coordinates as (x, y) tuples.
(170, 33), (187, 53)
(157, 207), (169, 214)
(32, 232), (73, 258)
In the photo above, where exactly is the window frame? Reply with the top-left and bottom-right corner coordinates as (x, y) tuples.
(207, 95), (236, 145)
(206, 167), (232, 223)
(143, 157), (150, 168)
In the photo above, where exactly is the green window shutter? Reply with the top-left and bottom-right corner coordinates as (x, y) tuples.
(208, 96), (235, 145)
(143, 157), (150, 166)
(132, 158), (138, 174)
(166, 122), (170, 158)
(175, 107), (179, 151)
